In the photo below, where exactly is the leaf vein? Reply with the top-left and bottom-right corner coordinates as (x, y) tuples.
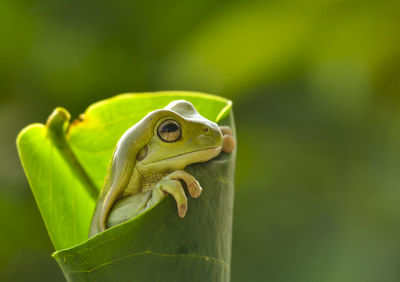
(69, 250), (229, 273)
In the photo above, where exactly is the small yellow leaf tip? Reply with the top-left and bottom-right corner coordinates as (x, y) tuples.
(46, 107), (71, 134)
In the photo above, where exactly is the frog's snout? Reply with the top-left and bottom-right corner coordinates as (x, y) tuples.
(197, 123), (222, 146)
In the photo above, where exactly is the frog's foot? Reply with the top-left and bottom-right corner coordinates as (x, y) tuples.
(219, 126), (235, 154)
(146, 170), (202, 218)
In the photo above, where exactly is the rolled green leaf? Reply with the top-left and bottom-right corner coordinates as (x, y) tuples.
(17, 92), (236, 282)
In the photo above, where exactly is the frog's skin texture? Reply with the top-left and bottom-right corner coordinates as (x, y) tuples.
(89, 100), (235, 237)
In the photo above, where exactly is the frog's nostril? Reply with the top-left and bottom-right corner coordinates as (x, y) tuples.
(203, 126), (209, 132)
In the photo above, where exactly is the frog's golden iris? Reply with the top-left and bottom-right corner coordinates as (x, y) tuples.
(157, 120), (181, 142)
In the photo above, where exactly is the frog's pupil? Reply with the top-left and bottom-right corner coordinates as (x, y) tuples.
(162, 123), (178, 133)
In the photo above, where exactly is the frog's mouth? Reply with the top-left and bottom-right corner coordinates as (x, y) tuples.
(142, 146), (222, 167)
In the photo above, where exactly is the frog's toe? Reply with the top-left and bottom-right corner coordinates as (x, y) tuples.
(219, 125), (232, 136)
(178, 203), (187, 218)
(187, 179), (202, 198)
(158, 179), (188, 218)
(167, 170), (202, 198)
(219, 126), (235, 153)
(222, 134), (235, 154)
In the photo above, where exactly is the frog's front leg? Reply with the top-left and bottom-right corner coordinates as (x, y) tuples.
(145, 170), (202, 218)
(106, 170), (201, 228)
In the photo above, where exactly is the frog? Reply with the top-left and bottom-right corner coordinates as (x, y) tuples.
(89, 100), (235, 237)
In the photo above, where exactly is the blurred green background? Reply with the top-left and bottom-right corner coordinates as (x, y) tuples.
(1, 0), (400, 281)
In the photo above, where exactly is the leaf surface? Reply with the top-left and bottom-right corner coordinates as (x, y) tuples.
(17, 109), (96, 250)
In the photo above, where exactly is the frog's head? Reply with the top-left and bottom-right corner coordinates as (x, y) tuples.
(136, 100), (222, 173)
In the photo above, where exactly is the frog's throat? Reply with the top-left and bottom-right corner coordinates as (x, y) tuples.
(142, 146), (222, 167)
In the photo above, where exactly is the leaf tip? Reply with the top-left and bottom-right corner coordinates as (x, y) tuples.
(16, 123), (45, 149)
(46, 107), (71, 137)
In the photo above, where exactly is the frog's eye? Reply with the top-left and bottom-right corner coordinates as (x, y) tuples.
(157, 120), (181, 142)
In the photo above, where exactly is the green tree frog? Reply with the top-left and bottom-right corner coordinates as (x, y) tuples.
(89, 100), (235, 237)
